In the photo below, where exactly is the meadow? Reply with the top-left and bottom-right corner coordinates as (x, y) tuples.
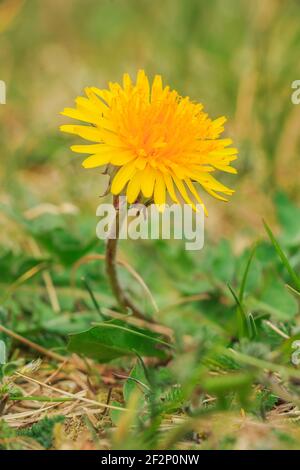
(1, 0), (300, 450)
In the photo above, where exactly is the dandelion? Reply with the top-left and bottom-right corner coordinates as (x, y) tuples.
(60, 70), (237, 213)
(60, 71), (238, 320)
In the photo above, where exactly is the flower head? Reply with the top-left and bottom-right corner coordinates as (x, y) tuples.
(60, 70), (237, 213)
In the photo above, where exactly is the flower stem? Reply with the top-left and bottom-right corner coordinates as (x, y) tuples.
(105, 197), (153, 323)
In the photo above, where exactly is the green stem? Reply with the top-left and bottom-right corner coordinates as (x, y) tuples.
(105, 197), (153, 323)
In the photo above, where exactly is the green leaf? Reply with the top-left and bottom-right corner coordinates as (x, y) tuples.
(34, 225), (97, 266)
(228, 284), (250, 339)
(123, 360), (149, 405)
(18, 416), (65, 449)
(248, 313), (257, 340)
(228, 244), (258, 341)
(202, 372), (253, 395)
(201, 371), (253, 408)
(68, 319), (172, 362)
(239, 243), (257, 302)
(206, 239), (236, 283)
(0, 206), (97, 266)
(274, 192), (300, 247)
(42, 311), (101, 335)
(263, 220), (300, 292)
(110, 401), (125, 426)
(260, 277), (298, 320)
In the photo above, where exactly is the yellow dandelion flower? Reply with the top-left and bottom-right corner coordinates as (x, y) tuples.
(60, 70), (237, 213)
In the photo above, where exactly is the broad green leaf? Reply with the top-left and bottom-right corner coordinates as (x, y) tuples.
(253, 277), (298, 321)
(68, 319), (172, 362)
(0, 206), (97, 266)
(259, 278), (298, 320)
(42, 312), (101, 335)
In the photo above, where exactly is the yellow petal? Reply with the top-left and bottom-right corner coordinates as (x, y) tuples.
(91, 87), (112, 106)
(213, 164), (237, 174)
(215, 138), (233, 147)
(212, 116), (227, 128)
(185, 178), (208, 216)
(84, 87), (109, 114)
(141, 165), (156, 198)
(75, 97), (99, 114)
(82, 153), (111, 168)
(123, 73), (132, 93)
(154, 172), (166, 207)
(99, 128), (122, 147)
(136, 69), (150, 98)
(60, 124), (81, 135)
(170, 163), (187, 179)
(61, 107), (99, 125)
(60, 125), (102, 143)
(209, 148), (238, 157)
(110, 151), (135, 166)
(172, 175), (197, 211)
(74, 144), (132, 166)
(71, 144), (107, 154)
(196, 173), (234, 195)
(163, 172), (179, 203)
(151, 75), (163, 102)
(111, 162), (137, 195)
(134, 157), (147, 170)
(126, 172), (141, 203)
(204, 187), (228, 202)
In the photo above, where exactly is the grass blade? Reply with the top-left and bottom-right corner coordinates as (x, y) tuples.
(228, 283), (249, 339)
(263, 220), (300, 292)
(239, 243), (257, 302)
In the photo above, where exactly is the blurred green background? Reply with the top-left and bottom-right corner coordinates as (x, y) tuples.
(1, 0), (300, 450)
(1, 0), (300, 242)
(1, 0), (300, 319)
(1, 0), (300, 320)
